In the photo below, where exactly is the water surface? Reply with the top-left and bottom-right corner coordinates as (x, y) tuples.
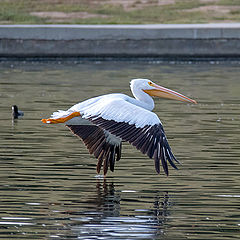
(0, 60), (240, 239)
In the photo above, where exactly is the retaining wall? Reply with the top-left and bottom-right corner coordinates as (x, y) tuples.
(0, 24), (240, 58)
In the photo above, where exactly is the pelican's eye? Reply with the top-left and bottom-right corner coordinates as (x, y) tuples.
(148, 81), (153, 86)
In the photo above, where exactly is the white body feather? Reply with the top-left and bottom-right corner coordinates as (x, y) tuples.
(51, 93), (161, 128)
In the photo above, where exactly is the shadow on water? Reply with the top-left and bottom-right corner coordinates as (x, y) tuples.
(51, 179), (170, 240)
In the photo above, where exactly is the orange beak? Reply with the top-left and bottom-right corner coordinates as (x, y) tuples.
(143, 83), (197, 104)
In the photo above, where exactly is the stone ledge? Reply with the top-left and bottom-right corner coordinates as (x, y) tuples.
(0, 24), (240, 57)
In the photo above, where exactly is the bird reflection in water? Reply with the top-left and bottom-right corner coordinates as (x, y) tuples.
(67, 180), (171, 240)
(93, 180), (121, 217)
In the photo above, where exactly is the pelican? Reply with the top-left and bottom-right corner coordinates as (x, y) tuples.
(42, 79), (197, 176)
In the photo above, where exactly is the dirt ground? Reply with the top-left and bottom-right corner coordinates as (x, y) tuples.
(30, 0), (178, 21)
(1, 0), (240, 24)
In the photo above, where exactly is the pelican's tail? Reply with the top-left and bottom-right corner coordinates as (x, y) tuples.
(41, 110), (81, 124)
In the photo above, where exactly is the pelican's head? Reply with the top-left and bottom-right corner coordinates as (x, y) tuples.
(130, 78), (197, 104)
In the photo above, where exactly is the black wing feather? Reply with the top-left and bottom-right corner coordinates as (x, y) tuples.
(87, 116), (178, 175)
(67, 125), (122, 175)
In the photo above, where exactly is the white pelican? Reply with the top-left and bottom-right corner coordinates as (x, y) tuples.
(42, 79), (196, 176)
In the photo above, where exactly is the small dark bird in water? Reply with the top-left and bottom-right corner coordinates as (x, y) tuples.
(12, 105), (24, 119)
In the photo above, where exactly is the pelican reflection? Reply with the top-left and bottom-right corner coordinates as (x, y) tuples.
(68, 180), (171, 239)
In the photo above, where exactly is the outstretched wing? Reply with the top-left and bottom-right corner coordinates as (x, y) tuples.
(80, 97), (179, 175)
(66, 124), (121, 175)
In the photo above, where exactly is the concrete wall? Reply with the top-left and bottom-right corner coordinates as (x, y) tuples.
(0, 24), (240, 58)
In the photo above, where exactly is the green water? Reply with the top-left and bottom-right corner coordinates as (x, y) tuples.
(0, 60), (240, 239)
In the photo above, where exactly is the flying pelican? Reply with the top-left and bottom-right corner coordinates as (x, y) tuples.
(42, 79), (197, 176)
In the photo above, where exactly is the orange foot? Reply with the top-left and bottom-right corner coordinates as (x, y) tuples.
(41, 111), (81, 124)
